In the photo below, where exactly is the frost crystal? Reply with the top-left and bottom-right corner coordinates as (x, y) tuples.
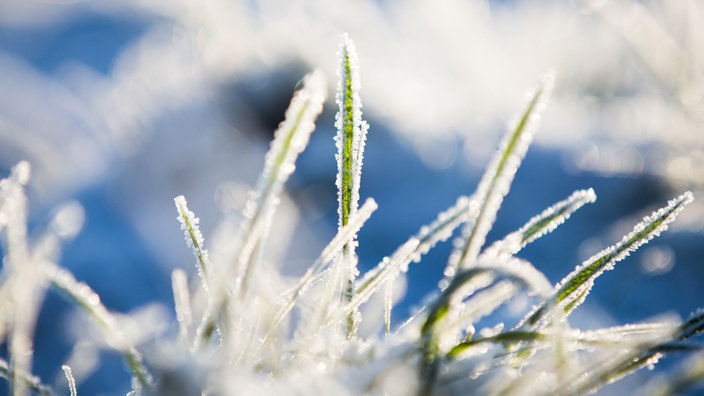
(174, 195), (213, 293)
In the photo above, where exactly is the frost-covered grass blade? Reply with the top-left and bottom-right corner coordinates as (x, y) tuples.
(563, 309), (704, 395)
(174, 195), (212, 294)
(449, 71), (554, 274)
(234, 69), (327, 299)
(334, 33), (369, 335)
(44, 263), (153, 391)
(521, 191), (694, 329)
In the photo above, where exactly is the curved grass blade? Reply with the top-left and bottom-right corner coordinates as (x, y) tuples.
(255, 198), (377, 355)
(43, 263), (153, 391)
(521, 191), (693, 329)
(564, 309), (704, 395)
(449, 71), (555, 275)
(61, 365), (77, 396)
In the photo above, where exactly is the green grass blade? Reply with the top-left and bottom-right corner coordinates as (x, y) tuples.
(521, 191), (694, 330)
(334, 33), (369, 335)
(449, 71), (555, 275)
(496, 188), (596, 255)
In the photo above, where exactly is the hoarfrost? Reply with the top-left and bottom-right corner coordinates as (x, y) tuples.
(174, 195), (213, 293)
(234, 69), (327, 298)
(454, 71), (555, 271)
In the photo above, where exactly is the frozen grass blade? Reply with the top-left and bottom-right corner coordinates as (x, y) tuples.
(447, 322), (676, 359)
(335, 33), (368, 232)
(0, 162), (36, 396)
(61, 365), (77, 396)
(0, 358), (55, 396)
(235, 69), (327, 298)
(353, 195), (476, 318)
(493, 188), (596, 256)
(344, 238), (420, 318)
(174, 196), (212, 294)
(335, 33), (369, 335)
(565, 309), (704, 395)
(172, 268), (193, 346)
(433, 280), (518, 339)
(521, 191), (694, 329)
(255, 198), (377, 354)
(43, 263), (153, 391)
(449, 71), (554, 274)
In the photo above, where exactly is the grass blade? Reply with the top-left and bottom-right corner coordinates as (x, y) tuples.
(335, 33), (369, 335)
(235, 69), (327, 298)
(448, 71), (555, 274)
(492, 188), (596, 256)
(563, 311), (703, 396)
(43, 263), (153, 391)
(174, 196), (212, 294)
(521, 191), (694, 330)
(61, 365), (77, 396)
(171, 268), (193, 346)
(0, 358), (55, 396)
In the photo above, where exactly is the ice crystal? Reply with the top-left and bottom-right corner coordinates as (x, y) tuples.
(174, 195), (212, 293)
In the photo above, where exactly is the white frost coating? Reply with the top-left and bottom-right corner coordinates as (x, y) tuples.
(513, 188), (596, 251)
(454, 71), (555, 271)
(174, 195), (213, 293)
(524, 191), (694, 329)
(42, 262), (153, 388)
(350, 238), (420, 313)
(558, 191), (693, 315)
(415, 195), (477, 262)
(256, 198), (377, 355)
(357, 194), (477, 303)
(384, 278), (393, 335)
(572, 322), (677, 347)
(236, 69), (327, 298)
(172, 268), (193, 345)
(335, 33), (368, 231)
(62, 364), (77, 396)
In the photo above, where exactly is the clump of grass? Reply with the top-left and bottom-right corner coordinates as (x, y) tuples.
(0, 34), (701, 396)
